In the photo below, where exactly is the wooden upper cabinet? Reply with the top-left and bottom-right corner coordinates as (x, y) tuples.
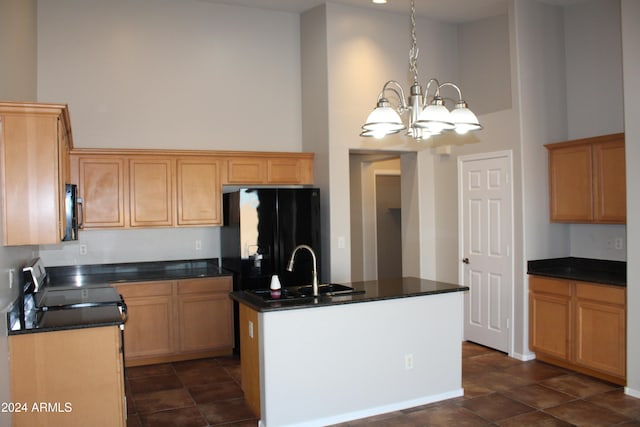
(0, 102), (73, 246)
(546, 133), (625, 224)
(227, 157), (266, 184)
(593, 139), (626, 222)
(71, 149), (314, 230)
(129, 157), (174, 227)
(78, 157), (126, 228)
(225, 153), (314, 185)
(177, 158), (221, 225)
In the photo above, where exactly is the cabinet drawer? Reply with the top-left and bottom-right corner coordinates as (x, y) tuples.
(113, 281), (174, 298)
(529, 276), (572, 296)
(576, 282), (625, 305)
(178, 277), (232, 295)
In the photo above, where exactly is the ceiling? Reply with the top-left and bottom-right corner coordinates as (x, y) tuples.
(199, 0), (590, 23)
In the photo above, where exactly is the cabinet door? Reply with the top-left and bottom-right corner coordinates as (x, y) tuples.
(593, 139), (626, 223)
(529, 277), (572, 360)
(267, 158), (304, 184)
(129, 158), (174, 227)
(116, 281), (175, 360)
(1, 113), (61, 245)
(575, 283), (626, 377)
(177, 158), (221, 225)
(10, 326), (126, 427)
(177, 277), (233, 352)
(548, 144), (593, 222)
(78, 157), (126, 228)
(227, 157), (266, 184)
(178, 293), (233, 352)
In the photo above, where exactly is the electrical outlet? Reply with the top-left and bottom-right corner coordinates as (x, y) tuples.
(195, 240), (202, 251)
(79, 244), (88, 255)
(405, 353), (414, 370)
(614, 238), (623, 250)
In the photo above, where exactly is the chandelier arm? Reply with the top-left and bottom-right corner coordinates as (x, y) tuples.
(424, 78), (441, 104)
(437, 82), (463, 101)
(381, 80), (408, 111)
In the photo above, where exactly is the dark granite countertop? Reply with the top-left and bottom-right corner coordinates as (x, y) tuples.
(527, 257), (626, 286)
(7, 305), (124, 335)
(46, 258), (231, 288)
(7, 259), (230, 335)
(229, 276), (469, 312)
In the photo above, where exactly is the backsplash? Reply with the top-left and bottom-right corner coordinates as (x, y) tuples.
(569, 223), (626, 261)
(38, 227), (221, 267)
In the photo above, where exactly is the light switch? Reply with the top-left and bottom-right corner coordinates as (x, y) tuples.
(248, 320), (254, 339)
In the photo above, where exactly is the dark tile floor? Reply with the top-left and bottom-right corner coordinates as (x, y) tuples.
(125, 342), (640, 426)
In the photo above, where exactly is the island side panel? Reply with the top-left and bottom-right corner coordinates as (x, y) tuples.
(259, 292), (464, 427)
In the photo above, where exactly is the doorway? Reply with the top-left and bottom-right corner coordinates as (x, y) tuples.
(376, 174), (402, 279)
(458, 150), (514, 353)
(349, 154), (402, 281)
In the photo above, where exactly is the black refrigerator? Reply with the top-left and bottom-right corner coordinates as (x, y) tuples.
(221, 188), (321, 291)
(222, 188), (321, 353)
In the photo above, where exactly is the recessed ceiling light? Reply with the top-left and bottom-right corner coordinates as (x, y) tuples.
(372, 0), (388, 4)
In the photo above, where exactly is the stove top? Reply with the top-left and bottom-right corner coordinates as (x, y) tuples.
(36, 287), (124, 311)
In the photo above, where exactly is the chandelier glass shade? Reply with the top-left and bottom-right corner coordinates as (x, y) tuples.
(360, 0), (482, 141)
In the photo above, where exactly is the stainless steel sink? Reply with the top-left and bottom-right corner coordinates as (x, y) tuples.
(245, 283), (363, 303)
(295, 283), (360, 296)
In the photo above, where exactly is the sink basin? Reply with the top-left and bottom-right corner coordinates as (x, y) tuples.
(295, 283), (360, 296)
(245, 283), (363, 303)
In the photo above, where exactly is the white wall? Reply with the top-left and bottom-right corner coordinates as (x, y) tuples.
(0, 0), (37, 102)
(621, 0), (640, 399)
(459, 14), (512, 115)
(37, 0), (302, 152)
(514, 0), (569, 358)
(565, 0), (623, 140)
(301, 5), (331, 281)
(35, 0), (303, 267)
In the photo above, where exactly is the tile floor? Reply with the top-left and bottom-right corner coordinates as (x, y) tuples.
(125, 342), (640, 426)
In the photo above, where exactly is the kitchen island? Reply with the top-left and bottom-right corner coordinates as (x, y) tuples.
(230, 277), (468, 427)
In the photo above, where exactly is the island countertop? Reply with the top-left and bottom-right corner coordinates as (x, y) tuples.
(229, 276), (468, 312)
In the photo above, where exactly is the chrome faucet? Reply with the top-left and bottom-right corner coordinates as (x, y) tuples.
(286, 244), (319, 297)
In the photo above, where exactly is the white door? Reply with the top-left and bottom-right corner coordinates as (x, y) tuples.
(458, 151), (513, 353)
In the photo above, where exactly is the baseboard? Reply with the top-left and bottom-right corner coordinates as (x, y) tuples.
(625, 387), (640, 398)
(510, 351), (536, 361)
(260, 389), (464, 427)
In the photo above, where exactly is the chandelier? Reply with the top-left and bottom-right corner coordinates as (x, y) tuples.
(360, 0), (482, 141)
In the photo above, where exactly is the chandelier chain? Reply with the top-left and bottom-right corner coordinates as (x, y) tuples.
(408, 0), (419, 83)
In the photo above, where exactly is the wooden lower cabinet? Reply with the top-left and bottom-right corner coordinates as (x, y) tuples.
(529, 278), (572, 361)
(9, 326), (126, 427)
(239, 303), (260, 417)
(113, 276), (233, 366)
(177, 278), (233, 353)
(529, 275), (626, 384)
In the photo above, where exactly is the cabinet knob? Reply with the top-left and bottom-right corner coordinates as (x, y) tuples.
(462, 257), (470, 264)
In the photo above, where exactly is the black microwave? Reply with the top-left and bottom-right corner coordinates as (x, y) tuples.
(63, 184), (81, 241)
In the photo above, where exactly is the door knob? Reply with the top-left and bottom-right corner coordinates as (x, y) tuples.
(462, 257), (470, 264)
